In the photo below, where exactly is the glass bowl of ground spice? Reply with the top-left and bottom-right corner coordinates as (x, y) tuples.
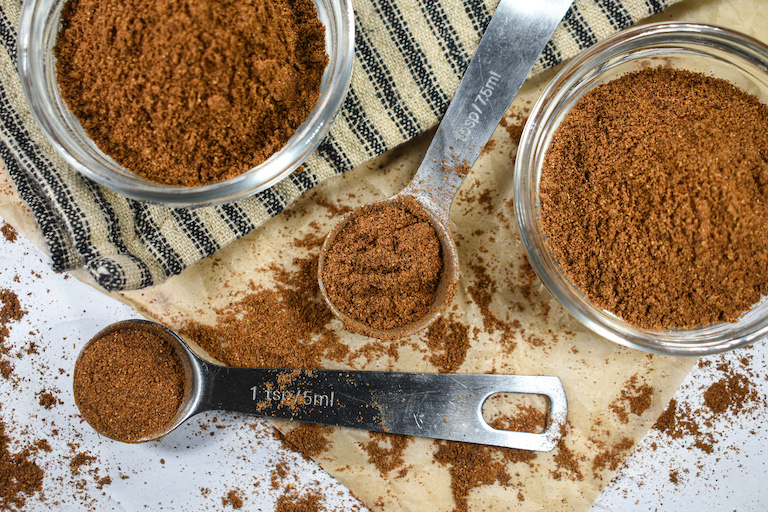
(514, 22), (768, 355)
(17, 0), (354, 207)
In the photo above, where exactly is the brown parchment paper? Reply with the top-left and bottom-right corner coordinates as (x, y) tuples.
(2, 0), (765, 510)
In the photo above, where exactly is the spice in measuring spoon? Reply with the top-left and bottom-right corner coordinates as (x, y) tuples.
(318, 0), (573, 339)
(321, 196), (443, 331)
(72, 320), (568, 450)
(73, 324), (186, 443)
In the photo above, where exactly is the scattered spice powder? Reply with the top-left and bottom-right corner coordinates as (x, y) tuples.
(0, 289), (25, 382)
(488, 404), (548, 436)
(540, 67), (768, 330)
(609, 374), (654, 424)
(500, 113), (528, 146)
(361, 432), (412, 477)
(592, 437), (635, 477)
(551, 437), (584, 481)
(652, 355), (763, 460)
(321, 196), (443, 331)
(279, 423), (334, 460)
(0, 222), (17, 242)
(423, 316), (470, 373)
(702, 370), (755, 415)
(95, 475), (112, 489)
(1, 288), (25, 344)
(466, 259), (507, 334)
(54, 0), (327, 186)
(181, 253), (347, 369)
(276, 490), (325, 512)
(271, 461), (289, 489)
(652, 397), (702, 440)
(38, 390), (62, 409)
(433, 441), (513, 512)
(72, 326), (186, 442)
(222, 488), (244, 509)
(0, 419), (45, 510)
(0, 360), (12, 380)
(69, 451), (97, 475)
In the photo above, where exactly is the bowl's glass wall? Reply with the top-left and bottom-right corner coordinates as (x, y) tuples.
(18, 0), (354, 207)
(514, 23), (768, 355)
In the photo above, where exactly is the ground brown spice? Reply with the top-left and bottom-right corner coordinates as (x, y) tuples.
(70, 451), (96, 475)
(181, 253), (347, 369)
(702, 368), (756, 415)
(424, 316), (470, 373)
(278, 423), (334, 460)
(433, 441), (511, 512)
(0, 420), (45, 510)
(54, 0), (327, 186)
(540, 67), (768, 330)
(275, 490), (325, 512)
(0, 289), (25, 381)
(73, 328), (185, 442)
(551, 437), (584, 481)
(592, 437), (635, 477)
(431, 401), (547, 509)
(609, 375), (654, 424)
(321, 196), (443, 330)
(500, 113), (527, 146)
(0, 222), (17, 242)
(38, 390), (62, 409)
(222, 488), (244, 509)
(652, 397), (703, 440)
(652, 355), (762, 461)
(489, 405), (548, 436)
(0, 289), (25, 343)
(361, 432), (412, 477)
(0, 361), (12, 380)
(466, 259), (507, 334)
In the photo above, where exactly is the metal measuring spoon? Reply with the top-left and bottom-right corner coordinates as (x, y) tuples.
(318, 0), (574, 339)
(76, 320), (567, 450)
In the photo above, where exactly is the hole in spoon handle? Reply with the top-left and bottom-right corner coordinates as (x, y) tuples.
(371, 373), (567, 451)
(200, 368), (567, 451)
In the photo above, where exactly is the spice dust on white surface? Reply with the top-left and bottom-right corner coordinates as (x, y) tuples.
(0, 214), (368, 512)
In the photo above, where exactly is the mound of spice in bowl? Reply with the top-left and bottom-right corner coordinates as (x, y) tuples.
(539, 67), (768, 331)
(54, 0), (328, 186)
(321, 196), (444, 331)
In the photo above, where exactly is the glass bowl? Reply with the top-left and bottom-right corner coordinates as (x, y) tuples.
(514, 22), (768, 356)
(17, 0), (354, 207)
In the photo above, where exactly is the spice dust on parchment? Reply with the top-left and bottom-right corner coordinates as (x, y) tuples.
(156, 111), (672, 511)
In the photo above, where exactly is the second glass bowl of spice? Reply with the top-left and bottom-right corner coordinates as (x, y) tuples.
(18, 0), (354, 207)
(514, 22), (768, 356)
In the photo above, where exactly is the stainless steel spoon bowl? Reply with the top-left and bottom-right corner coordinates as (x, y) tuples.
(318, 0), (573, 339)
(75, 319), (568, 450)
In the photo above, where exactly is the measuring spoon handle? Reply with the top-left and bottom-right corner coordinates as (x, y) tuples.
(401, 0), (573, 224)
(197, 366), (567, 451)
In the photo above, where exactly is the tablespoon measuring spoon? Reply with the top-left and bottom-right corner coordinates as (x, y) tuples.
(318, 0), (574, 339)
(76, 320), (568, 450)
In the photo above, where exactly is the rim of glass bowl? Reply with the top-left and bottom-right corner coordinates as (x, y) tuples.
(513, 22), (768, 356)
(17, 0), (355, 208)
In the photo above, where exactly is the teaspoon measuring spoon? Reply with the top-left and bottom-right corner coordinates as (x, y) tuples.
(318, 0), (573, 339)
(79, 320), (567, 451)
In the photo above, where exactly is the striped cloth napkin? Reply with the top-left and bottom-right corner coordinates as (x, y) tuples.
(0, 0), (682, 291)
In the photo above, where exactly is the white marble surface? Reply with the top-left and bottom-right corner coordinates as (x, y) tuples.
(0, 218), (367, 512)
(2, 215), (767, 511)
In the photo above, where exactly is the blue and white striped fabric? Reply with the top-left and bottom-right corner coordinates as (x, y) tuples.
(0, 0), (682, 291)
